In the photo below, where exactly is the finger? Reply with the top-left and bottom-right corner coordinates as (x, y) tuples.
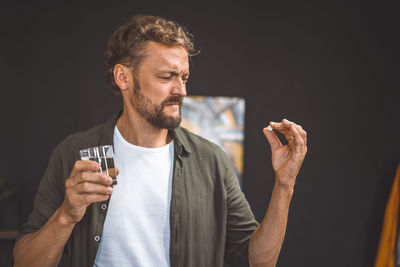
(78, 193), (111, 205)
(76, 182), (113, 195)
(282, 119), (297, 131)
(284, 133), (295, 146)
(297, 125), (307, 146)
(70, 160), (100, 177)
(283, 119), (307, 146)
(68, 172), (113, 187)
(270, 121), (295, 143)
(81, 172), (113, 185)
(263, 126), (283, 152)
(106, 168), (118, 179)
(270, 121), (291, 135)
(290, 124), (306, 157)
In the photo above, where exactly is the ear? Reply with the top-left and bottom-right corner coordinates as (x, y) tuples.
(113, 64), (131, 92)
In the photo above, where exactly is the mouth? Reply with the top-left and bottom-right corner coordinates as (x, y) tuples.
(166, 102), (182, 106)
(162, 96), (184, 110)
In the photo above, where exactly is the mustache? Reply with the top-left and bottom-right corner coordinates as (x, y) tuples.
(161, 95), (184, 107)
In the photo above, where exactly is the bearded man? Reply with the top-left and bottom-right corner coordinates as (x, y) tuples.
(13, 15), (307, 267)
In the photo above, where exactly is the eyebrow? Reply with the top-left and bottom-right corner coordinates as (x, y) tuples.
(157, 70), (189, 76)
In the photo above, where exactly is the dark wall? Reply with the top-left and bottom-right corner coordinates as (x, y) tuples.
(1, 1), (399, 266)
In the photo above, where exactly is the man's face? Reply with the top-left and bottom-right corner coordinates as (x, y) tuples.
(126, 41), (189, 130)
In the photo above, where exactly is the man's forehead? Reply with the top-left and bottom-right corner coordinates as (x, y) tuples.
(143, 41), (189, 72)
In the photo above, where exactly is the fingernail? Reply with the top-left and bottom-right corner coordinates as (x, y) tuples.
(266, 125), (273, 131)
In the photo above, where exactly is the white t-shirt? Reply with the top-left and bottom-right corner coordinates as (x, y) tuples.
(94, 126), (174, 267)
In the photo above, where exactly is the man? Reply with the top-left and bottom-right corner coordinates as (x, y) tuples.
(13, 15), (307, 267)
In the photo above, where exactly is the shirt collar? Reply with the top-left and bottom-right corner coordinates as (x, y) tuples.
(99, 111), (192, 156)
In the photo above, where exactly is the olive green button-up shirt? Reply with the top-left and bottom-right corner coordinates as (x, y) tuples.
(17, 113), (259, 267)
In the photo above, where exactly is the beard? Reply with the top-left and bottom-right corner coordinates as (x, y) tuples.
(132, 77), (183, 130)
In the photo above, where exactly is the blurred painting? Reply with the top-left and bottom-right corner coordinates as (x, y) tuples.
(181, 96), (245, 186)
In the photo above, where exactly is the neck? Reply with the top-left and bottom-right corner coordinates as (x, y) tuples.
(116, 107), (172, 148)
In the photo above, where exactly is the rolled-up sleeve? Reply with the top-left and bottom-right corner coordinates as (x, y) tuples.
(16, 148), (66, 243)
(224, 165), (259, 267)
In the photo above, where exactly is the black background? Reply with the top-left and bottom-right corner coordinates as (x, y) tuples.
(1, 1), (399, 266)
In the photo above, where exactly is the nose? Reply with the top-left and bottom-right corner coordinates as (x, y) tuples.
(173, 77), (187, 97)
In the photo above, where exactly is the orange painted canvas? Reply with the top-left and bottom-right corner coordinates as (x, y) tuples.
(375, 164), (400, 267)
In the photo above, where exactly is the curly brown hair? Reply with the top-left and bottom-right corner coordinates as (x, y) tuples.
(104, 15), (197, 95)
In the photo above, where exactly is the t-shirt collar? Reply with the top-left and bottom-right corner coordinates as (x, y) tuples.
(98, 111), (192, 156)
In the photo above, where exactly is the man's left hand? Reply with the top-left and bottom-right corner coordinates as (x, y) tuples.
(263, 119), (307, 189)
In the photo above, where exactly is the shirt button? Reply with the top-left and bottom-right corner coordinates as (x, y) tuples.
(94, 235), (100, 242)
(101, 204), (107, 210)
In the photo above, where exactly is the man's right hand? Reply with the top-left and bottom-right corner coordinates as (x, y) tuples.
(60, 160), (115, 224)
(13, 160), (116, 267)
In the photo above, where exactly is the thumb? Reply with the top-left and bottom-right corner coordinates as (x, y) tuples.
(263, 127), (282, 152)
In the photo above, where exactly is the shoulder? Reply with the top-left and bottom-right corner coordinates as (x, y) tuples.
(59, 124), (106, 149)
(52, 120), (112, 161)
(175, 127), (232, 169)
(175, 127), (224, 153)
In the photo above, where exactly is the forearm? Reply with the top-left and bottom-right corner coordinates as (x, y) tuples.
(248, 178), (294, 267)
(13, 205), (76, 267)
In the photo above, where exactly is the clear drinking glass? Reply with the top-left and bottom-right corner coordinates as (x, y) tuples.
(79, 145), (117, 185)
